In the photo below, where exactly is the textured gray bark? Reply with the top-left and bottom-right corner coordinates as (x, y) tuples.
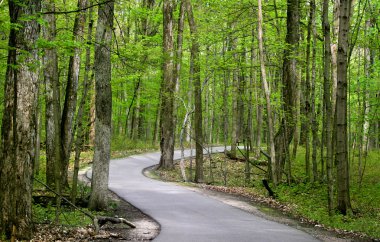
(88, 0), (114, 210)
(335, 0), (352, 215)
(43, 0), (62, 188)
(159, 0), (175, 169)
(0, 0), (41, 239)
(61, 0), (88, 187)
(185, 0), (203, 183)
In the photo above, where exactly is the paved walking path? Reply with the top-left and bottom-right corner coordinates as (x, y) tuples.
(93, 147), (319, 242)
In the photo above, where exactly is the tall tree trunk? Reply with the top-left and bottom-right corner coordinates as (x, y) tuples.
(71, 4), (94, 203)
(0, 0), (41, 238)
(335, 0), (352, 215)
(304, 0), (313, 181)
(322, 0), (334, 215)
(358, 19), (373, 186)
(310, 0), (318, 182)
(222, 41), (229, 154)
(43, 0), (62, 188)
(88, 0), (114, 210)
(185, 0), (203, 183)
(274, 0), (299, 183)
(230, 23), (238, 159)
(159, 0), (175, 169)
(61, 0), (88, 188)
(257, 0), (277, 184)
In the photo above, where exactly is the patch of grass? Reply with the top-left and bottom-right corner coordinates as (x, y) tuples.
(111, 135), (158, 158)
(33, 203), (93, 226)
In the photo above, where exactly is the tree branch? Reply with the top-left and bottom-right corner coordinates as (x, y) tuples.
(42, 0), (114, 15)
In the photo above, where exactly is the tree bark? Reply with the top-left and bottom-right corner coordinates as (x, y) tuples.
(185, 0), (203, 183)
(159, 0), (176, 169)
(274, 0), (299, 183)
(71, 4), (94, 203)
(89, 0), (114, 210)
(322, 0), (334, 215)
(257, 0), (277, 184)
(335, 0), (352, 215)
(0, 0), (41, 238)
(230, 23), (238, 159)
(310, 0), (318, 182)
(43, 0), (62, 188)
(61, 0), (88, 188)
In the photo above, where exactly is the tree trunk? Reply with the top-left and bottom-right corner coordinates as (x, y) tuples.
(159, 0), (175, 169)
(43, 0), (62, 188)
(310, 0), (318, 182)
(304, 0), (313, 181)
(89, 0), (114, 210)
(257, 0), (277, 184)
(61, 0), (88, 188)
(335, 0), (352, 215)
(322, 0), (334, 215)
(71, 4), (94, 203)
(185, 0), (203, 183)
(0, 0), (41, 238)
(274, 0), (299, 183)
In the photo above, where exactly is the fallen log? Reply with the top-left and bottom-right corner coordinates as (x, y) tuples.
(94, 216), (136, 233)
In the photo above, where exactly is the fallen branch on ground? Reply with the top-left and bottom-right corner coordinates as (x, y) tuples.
(33, 177), (136, 234)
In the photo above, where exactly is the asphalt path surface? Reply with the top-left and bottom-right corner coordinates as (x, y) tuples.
(90, 147), (319, 242)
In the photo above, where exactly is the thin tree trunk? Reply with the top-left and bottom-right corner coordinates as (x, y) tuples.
(335, 0), (352, 215)
(71, 5), (94, 203)
(61, 0), (88, 188)
(322, 0), (334, 215)
(179, 108), (192, 182)
(34, 100), (42, 176)
(222, 41), (229, 154)
(358, 19), (373, 186)
(310, 2), (318, 182)
(257, 0), (277, 184)
(304, 0), (313, 182)
(230, 23), (238, 159)
(88, 0), (114, 210)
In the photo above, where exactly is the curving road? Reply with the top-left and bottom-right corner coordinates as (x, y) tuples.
(92, 147), (319, 242)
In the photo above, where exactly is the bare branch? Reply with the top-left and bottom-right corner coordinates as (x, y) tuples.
(42, 0), (114, 15)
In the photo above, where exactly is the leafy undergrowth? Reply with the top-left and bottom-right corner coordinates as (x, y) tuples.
(155, 149), (380, 240)
(111, 136), (158, 158)
(31, 138), (159, 241)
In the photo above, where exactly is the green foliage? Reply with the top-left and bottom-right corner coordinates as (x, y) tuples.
(32, 203), (95, 227)
(111, 135), (158, 158)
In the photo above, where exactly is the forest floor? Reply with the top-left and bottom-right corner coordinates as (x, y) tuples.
(32, 168), (159, 241)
